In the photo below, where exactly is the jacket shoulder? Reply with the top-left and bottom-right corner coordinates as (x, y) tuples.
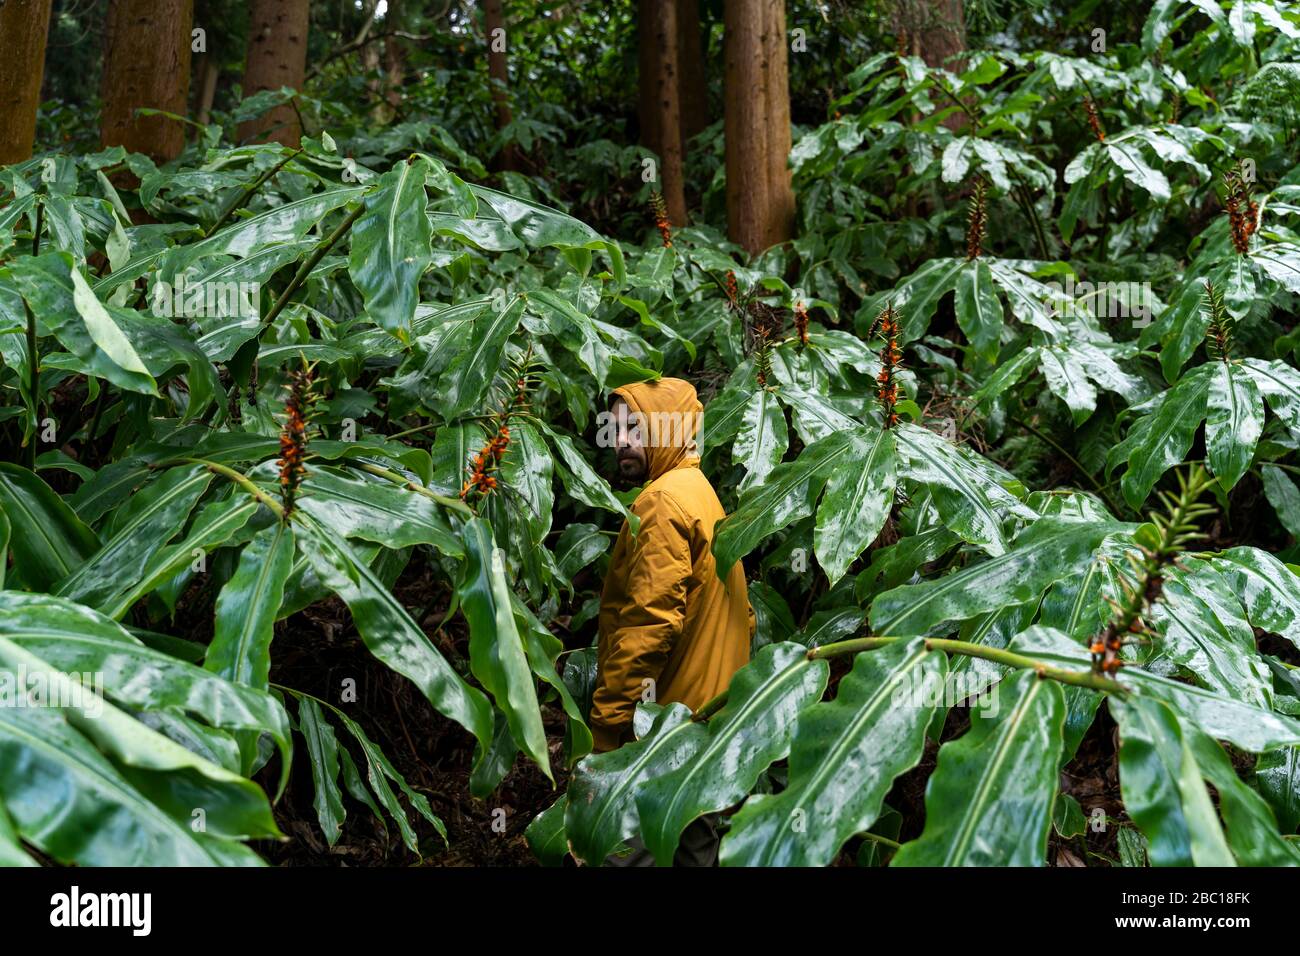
(645, 466), (719, 505)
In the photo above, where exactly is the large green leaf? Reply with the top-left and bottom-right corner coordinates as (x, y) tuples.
(1188, 727), (1300, 865)
(1205, 361), (1263, 491)
(870, 518), (1128, 637)
(0, 636), (281, 847)
(1009, 625), (1300, 753)
(1112, 694), (1235, 867)
(7, 251), (156, 395)
(712, 430), (855, 578)
(892, 669), (1066, 866)
(295, 514), (495, 760)
(1112, 364), (1211, 509)
(813, 424), (896, 585)
(526, 794), (570, 866)
(535, 420), (638, 530)
(954, 259), (1003, 367)
(427, 295), (525, 419)
(295, 695), (346, 847)
(1256, 747), (1300, 835)
(0, 591), (292, 789)
(0, 463), (99, 591)
(206, 522), (296, 691)
(720, 638), (942, 866)
(1208, 547), (1300, 651)
(458, 517), (551, 783)
(1149, 565), (1272, 708)
(54, 463), (213, 611)
(894, 422), (1030, 555)
(565, 703), (701, 865)
(1242, 358), (1300, 443)
(634, 643), (830, 865)
(103, 495), (256, 620)
(0, 704), (263, 866)
(348, 157), (433, 339)
(733, 389), (789, 489)
(298, 465), (463, 555)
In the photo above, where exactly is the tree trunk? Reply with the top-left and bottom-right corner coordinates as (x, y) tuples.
(100, 0), (194, 162)
(359, 0), (382, 105)
(238, 0), (310, 147)
(0, 0), (54, 165)
(484, 0), (516, 169)
(763, 0), (794, 248)
(724, 0), (792, 255)
(898, 0), (966, 70)
(195, 53), (220, 127)
(894, 0), (966, 128)
(676, 0), (707, 145)
(642, 1), (707, 164)
(649, 0), (687, 225)
(383, 0), (406, 112)
(637, 0), (661, 162)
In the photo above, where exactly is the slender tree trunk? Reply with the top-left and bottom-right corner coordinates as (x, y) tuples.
(484, 0), (516, 169)
(725, 0), (792, 255)
(360, 0), (382, 104)
(894, 0), (966, 128)
(196, 55), (220, 127)
(763, 0), (794, 248)
(650, 0), (687, 225)
(100, 0), (194, 161)
(676, 0), (707, 145)
(637, 0), (661, 161)
(238, 0), (310, 147)
(383, 0), (406, 112)
(0, 0), (54, 164)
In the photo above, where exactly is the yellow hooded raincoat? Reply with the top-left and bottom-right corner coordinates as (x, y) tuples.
(590, 378), (754, 752)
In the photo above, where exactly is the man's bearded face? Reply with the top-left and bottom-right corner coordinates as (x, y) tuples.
(611, 398), (647, 482)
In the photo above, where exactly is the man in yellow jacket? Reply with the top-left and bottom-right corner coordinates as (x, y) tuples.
(590, 378), (754, 866)
(590, 377), (754, 754)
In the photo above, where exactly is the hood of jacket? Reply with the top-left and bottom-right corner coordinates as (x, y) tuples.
(610, 377), (703, 482)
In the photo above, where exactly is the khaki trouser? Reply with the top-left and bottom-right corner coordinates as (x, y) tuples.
(604, 815), (720, 867)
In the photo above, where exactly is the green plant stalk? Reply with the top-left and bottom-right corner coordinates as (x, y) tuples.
(351, 461), (475, 516)
(692, 633), (1128, 721)
(24, 198), (44, 468)
(186, 457), (286, 520)
(857, 831), (902, 850)
(1014, 415), (1126, 517)
(259, 201), (366, 332)
(207, 148), (304, 238)
(808, 635), (1130, 694)
(1012, 174), (1050, 260)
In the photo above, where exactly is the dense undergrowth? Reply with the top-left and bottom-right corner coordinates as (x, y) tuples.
(4, 1), (1300, 867)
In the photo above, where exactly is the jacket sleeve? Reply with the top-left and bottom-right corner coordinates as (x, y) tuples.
(589, 491), (692, 752)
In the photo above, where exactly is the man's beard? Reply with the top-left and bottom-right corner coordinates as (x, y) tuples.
(616, 454), (647, 483)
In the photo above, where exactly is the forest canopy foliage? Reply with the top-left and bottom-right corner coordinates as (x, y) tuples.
(2, 0), (1300, 868)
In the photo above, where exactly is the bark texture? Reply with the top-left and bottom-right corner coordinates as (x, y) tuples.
(0, 0), (54, 164)
(238, 0), (310, 147)
(100, 0), (195, 161)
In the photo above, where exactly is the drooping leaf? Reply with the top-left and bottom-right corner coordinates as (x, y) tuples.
(721, 638), (943, 867)
(634, 643), (830, 865)
(892, 669), (1066, 866)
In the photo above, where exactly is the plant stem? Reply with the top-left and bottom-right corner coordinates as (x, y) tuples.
(186, 457), (286, 520)
(1012, 173), (1050, 259)
(857, 831), (902, 850)
(1014, 416), (1126, 517)
(805, 635), (1130, 694)
(24, 198), (44, 469)
(351, 461), (474, 516)
(207, 148), (303, 237)
(259, 201), (365, 332)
